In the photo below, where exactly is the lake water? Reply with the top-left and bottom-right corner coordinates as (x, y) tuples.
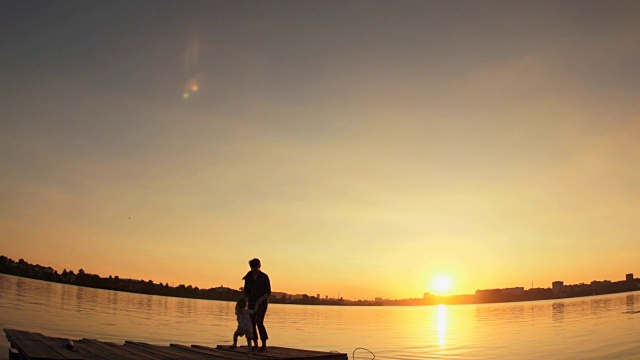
(1, 274), (639, 359)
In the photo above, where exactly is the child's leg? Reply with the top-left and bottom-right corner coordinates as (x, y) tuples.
(229, 331), (239, 348)
(246, 337), (252, 353)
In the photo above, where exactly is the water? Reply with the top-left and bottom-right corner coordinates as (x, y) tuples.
(1, 274), (639, 359)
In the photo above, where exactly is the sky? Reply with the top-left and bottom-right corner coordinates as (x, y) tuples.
(1, 1), (640, 301)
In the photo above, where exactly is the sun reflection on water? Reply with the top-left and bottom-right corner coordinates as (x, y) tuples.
(437, 304), (447, 348)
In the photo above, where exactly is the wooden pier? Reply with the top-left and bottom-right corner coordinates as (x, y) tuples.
(4, 329), (348, 360)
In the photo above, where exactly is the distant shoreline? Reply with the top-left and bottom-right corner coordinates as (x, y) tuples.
(2, 255), (638, 306)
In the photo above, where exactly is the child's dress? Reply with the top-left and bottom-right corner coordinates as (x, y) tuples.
(234, 309), (253, 339)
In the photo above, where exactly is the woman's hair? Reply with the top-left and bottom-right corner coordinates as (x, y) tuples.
(236, 298), (247, 313)
(243, 258), (261, 280)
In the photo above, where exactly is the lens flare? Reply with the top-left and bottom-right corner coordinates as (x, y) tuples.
(182, 77), (200, 100)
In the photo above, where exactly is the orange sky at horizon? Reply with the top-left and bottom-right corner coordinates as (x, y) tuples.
(2, 2), (640, 301)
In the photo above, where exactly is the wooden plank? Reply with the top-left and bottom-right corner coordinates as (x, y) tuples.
(205, 344), (283, 359)
(4, 329), (38, 351)
(266, 346), (348, 359)
(5, 330), (87, 360)
(170, 344), (252, 360)
(148, 343), (216, 360)
(214, 345), (347, 360)
(7, 339), (66, 360)
(281, 355), (348, 360)
(125, 341), (210, 360)
(122, 344), (178, 360)
(4, 329), (66, 360)
(274, 346), (346, 356)
(30, 334), (85, 360)
(68, 342), (113, 360)
(48, 338), (103, 360)
(79, 339), (151, 360)
(243, 346), (300, 358)
(5, 329), (33, 342)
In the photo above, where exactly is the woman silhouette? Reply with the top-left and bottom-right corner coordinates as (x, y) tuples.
(242, 258), (271, 352)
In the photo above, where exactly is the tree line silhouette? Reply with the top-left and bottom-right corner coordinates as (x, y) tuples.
(0, 255), (381, 306)
(0, 255), (241, 301)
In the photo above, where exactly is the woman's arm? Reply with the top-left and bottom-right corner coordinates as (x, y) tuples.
(250, 303), (260, 314)
(256, 294), (268, 304)
(256, 275), (271, 304)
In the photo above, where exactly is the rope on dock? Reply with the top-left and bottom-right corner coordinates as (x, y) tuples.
(352, 347), (375, 360)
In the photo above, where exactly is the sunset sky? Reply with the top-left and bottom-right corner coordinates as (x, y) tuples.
(2, 1), (640, 300)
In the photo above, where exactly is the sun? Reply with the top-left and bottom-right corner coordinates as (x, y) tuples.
(431, 275), (453, 296)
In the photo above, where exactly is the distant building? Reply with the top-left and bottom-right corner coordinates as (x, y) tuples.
(626, 273), (634, 282)
(375, 297), (382, 302)
(552, 281), (564, 294)
(475, 289), (494, 296)
(476, 287), (524, 297)
(590, 280), (611, 291)
(503, 287), (525, 296)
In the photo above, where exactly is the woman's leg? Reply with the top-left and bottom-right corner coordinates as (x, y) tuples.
(250, 312), (259, 348)
(256, 304), (268, 349)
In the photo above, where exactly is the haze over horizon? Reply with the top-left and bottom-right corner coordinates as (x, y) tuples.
(2, 1), (640, 300)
